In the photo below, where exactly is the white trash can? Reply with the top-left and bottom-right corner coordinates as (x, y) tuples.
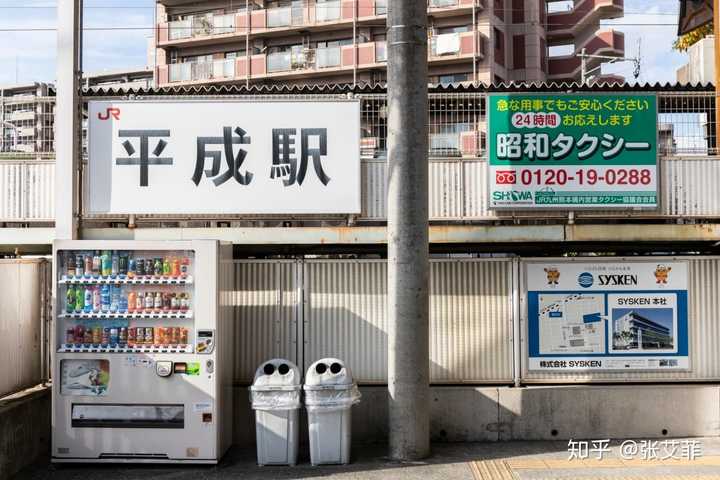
(304, 358), (361, 465)
(250, 359), (302, 466)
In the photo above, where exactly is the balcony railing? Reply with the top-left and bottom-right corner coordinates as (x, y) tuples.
(316, 46), (342, 68)
(167, 13), (236, 41)
(168, 59), (235, 83)
(429, 0), (459, 7)
(430, 32), (462, 56)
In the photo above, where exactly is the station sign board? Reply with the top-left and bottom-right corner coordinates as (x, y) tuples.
(87, 100), (361, 215)
(488, 93), (658, 209)
(524, 260), (689, 372)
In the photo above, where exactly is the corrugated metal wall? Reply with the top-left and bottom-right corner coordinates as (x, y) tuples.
(0, 161), (54, 221)
(0, 259), (46, 397)
(232, 256), (720, 386)
(301, 259), (514, 383)
(520, 257), (720, 383)
(359, 158), (720, 220)
(232, 260), (298, 384)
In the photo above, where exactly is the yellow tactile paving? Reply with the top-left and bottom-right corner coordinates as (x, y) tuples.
(470, 455), (720, 480)
(506, 455), (720, 469)
(469, 460), (516, 480)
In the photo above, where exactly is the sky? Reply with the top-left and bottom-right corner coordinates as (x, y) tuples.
(0, 0), (692, 86)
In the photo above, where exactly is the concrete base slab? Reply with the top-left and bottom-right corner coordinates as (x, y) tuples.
(234, 385), (720, 446)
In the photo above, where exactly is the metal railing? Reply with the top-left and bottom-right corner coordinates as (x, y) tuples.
(3, 91), (720, 223)
(168, 59), (235, 83)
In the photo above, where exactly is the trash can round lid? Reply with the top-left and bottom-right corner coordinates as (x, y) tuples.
(304, 358), (354, 387)
(252, 358), (302, 387)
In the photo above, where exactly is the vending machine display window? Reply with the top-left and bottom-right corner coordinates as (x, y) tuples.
(56, 249), (196, 354)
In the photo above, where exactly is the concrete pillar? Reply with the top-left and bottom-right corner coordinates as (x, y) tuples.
(55, 0), (82, 239)
(386, 0), (430, 461)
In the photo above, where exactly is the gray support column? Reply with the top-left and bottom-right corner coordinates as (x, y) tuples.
(55, 0), (83, 239)
(386, 0), (430, 461)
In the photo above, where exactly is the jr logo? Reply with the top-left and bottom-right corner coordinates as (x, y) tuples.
(97, 108), (120, 121)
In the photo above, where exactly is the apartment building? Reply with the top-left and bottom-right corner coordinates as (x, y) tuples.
(0, 68), (153, 158)
(153, 0), (626, 88)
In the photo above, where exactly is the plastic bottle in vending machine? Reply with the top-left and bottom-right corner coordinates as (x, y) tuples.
(101, 285), (110, 312)
(83, 287), (93, 313)
(109, 327), (119, 345)
(110, 286), (120, 313)
(128, 257), (136, 279)
(154, 258), (163, 277)
(111, 251), (119, 278)
(92, 287), (101, 313)
(101, 250), (112, 277)
(119, 253), (128, 277)
(75, 254), (84, 277)
(128, 290), (137, 312)
(66, 286), (75, 313)
(92, 250), (101, 277)
(162, 292), (171, 311)
(162, 257), (171, 277)
(180, 256), (190, 278)
(154, 292), (162, 311)
(170, 293), (178, 311)
(171, 257), (180, 277)
(145, 291), (154, 311)
(84, 254), (92, 278)
(118, 287), (128, 312)
(75, 287), (84, 312)
(65, 253), (75, 277)
(136, 291), (145, 312)
(136, 259), (145, 278)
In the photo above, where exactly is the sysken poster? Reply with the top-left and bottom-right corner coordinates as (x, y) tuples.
(525, 260), (689, 371)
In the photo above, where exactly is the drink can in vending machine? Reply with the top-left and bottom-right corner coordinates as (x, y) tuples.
(119, 327), (127, 345)
(74, 325), (84, 344)
(171, 327), (181, 345)
(135, 327), (144, 344)
(128, 327), (136, 345)
(136, 259), (145, 278)
(84, 329), (93, 344)
(92, 327), (101, 345)
(145, 327), (154, 344)
(66, 329), (74, 344)
(110, 328), (119, 345)
(154, 327), (164, 345)
(102, 328), (110, 345)
(180, 256), (190, 278)
(180, 328), (188, 345)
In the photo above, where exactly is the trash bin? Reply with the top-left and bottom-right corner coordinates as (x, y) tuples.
(304, 358), (361, 465)
(250, 359), (302, 466)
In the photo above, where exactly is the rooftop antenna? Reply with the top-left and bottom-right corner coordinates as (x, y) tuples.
(578, 40), (641, 85)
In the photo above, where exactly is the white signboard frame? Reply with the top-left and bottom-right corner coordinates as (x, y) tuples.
(87, 100), (361, 215)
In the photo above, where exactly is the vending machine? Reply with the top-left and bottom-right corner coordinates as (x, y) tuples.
(52, 240), (233, 463)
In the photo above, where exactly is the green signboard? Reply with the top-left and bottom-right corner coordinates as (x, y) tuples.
(488, 93), (658, 209)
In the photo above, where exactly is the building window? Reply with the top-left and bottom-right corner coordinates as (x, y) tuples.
(513, 35), (525, 69)
(438, 73), (469, 84)
(493, 0), (504, 20)
(494, 27), (505, 67)
(512, 0), (523, 24)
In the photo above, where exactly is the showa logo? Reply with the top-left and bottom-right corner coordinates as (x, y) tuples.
(654, 265), (672, 285)
(544, 267), (560, 286)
